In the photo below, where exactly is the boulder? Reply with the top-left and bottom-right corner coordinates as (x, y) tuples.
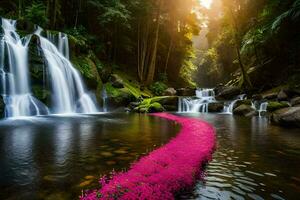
(291, 97), (300, 106)
(110, 74), (124, 88)
(216, 86), (241, 100)
(159, 96), (178, 107)
(176, 88), (195, 96)
(0, 96), (5, 118)
(277, 90), (288, 101)
(272, 107), (300, 127)
(267, 101), (290, 112)
(16, 19), (35, 34)
(252, 94), (263, 101)
(233, 104), (256, 117)
(163, 88), (177, 96)
(262, 92), (277, 100)
(208, 102), (224, 113)
(234, 100), (252, 110)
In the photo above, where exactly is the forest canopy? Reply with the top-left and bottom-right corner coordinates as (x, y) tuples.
(0, 0), (202, 87)
(0, 0), (299, 91)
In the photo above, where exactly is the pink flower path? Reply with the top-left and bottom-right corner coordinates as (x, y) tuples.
(81, 113), (216, 200)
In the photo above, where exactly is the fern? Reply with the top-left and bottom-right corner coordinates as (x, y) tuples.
(271, 0), (300, 32)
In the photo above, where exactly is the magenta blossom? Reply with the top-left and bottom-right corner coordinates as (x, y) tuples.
(81, 113), (216, 200)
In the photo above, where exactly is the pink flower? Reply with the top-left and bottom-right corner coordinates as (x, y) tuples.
(80, 113), (216, 200)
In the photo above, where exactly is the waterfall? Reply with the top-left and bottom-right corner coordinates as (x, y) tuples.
(258, 102), (268, 117)
(0, 18), (49, 117)
(223, 94), (246, 114)
(102, 87), (108, 112)
(35, 28), (98, 114)
(178, 88), (216, 113)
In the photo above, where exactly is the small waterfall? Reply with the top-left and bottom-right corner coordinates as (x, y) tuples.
(258, 102), (268, 117)
(223, 94), (246, 114)
(178, 88), (216, 113)
(0, 18), (49, 117)
(35, 28), (98, 114)
(102, 87), (108, 112)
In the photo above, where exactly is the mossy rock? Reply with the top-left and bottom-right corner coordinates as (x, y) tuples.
(134, 101), (165, 113)
(267, 101), (290, 112)
(105, 83), (135, 108)
(234, 100), (252, 110)
(32, 85), (51, 106)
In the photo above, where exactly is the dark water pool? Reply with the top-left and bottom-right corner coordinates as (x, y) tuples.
(0, 113), (300, 200)
(0, 114), (179, 200)
(178, 113), (300, 200)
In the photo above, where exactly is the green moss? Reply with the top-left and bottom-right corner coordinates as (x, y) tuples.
(72, 56), (95, 80)
(267, 101), (289, 112)
(135, 100), (164, 113)
(32, 85), (50, 105)
(114, 71), (152, 98)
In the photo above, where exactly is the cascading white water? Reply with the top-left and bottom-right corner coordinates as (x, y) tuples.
(101, 87), (108, 112)
(35, 28), (98, 114)
(178, 88), (216, 113)
(223, 94), (246, 114)
(0, 18), (49, 117)
(258, 102), (268, 117)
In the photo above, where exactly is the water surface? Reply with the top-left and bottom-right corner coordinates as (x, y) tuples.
(0, 114), (178, 199)
(178, 113), (300, 200)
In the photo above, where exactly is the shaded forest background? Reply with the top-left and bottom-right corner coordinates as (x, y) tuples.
(195, 0), (300, 92)
(0, 0), (300, 93)
(0, 0), (200, 89)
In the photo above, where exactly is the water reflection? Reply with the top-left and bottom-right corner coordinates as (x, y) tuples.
(0, 113), (179, 199)
(178, 113), (300, 200)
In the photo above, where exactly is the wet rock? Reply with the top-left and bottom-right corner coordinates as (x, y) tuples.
(84, 175), (95, 180)
(159, 96), (178, 108)
(208, 102), (224, 112)
(164, 105), (178, 112)
(277, 90), (288, 101)
(79, 180), (93, 187)
(262, 92), (277, 100)
(148, 102), (165, 113)
(272, 107), (300, 127)
(291, 97), (300, 106)
(252, 94), (263, 101)
(114, 149), (128, 154)
(110, 74), (124, 88)
(16, 19), (35, 34)
(234, 100), (252, 110)
(100, 152), (114, 157)
(176, 88), (195, 96)
(216, 86), (241, 100)
(129, 102), (140, 109)
(233, 105), (256, 117)
(267, 101), (289, 112)
(163, 88), (177, 96)
(0, 95), (5, 118)
(106, 161), (117, 165)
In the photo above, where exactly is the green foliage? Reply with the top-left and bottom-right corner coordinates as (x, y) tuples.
(149, 82), (168, 96)
(134, 98), (165, 113)
(272, 0), (300, 32)
(24, 2), (48, 27)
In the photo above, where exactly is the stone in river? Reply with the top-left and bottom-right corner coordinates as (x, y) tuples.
(100, 152), (114, 157)
(106, 161), (117, 165)
(84, 175), (95, 180)
(79, 180), (93, 187)
(114, 149), (128, 154)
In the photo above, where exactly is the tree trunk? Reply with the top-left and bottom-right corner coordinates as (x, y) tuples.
(229, 8), (252, 90)
(164, 37), (174, 74)
(145, 0), (162, 85)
